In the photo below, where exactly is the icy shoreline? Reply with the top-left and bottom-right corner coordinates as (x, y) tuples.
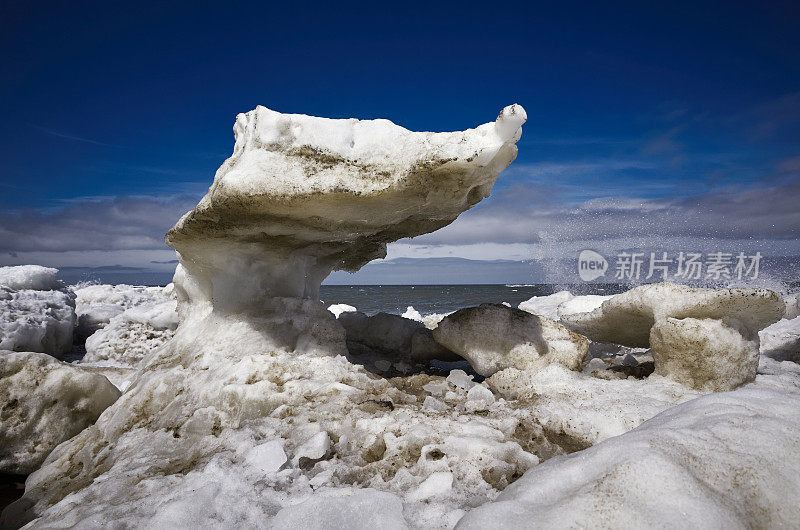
(2, 103), (799, 528)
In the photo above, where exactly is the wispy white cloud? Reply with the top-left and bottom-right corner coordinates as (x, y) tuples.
(28, 125), (118, 147)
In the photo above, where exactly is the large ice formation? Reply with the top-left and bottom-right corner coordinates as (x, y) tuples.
(165, 104), (526, 356)
(432, 304), (589, 376)
(457, 389), (800, 529)
(0, 351), (120, 474)
(0, 266), (76, 355)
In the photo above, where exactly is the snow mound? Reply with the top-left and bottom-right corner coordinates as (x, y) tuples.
(0, 265), (62, 291)
(433, 304), (588, 376)
(487, 363), (700, 444)
(457, 389), (800, 529)
(560, 282), (785, 347)
(0, 287), (76, 355)
(82, 300), (179, 365)
(0, 351), (120, 474)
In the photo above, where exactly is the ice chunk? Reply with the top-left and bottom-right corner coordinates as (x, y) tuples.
(446, 369), (477, 390)
(457, 389), (800, 529)
(466, 384), (495, 405)
(518, 290), (573, 319)
(0, 265), (61, 291)
(244, 440), (286, 474)
(651, 317), (759, 391)
(407, 471), (453, 502)
(759, 316), (800, 362)
(556, 294), (610, 319)
(433, 304), (589, 376)
(272, 489), (407, 530)
(292, 431), (331, 467)
(327, 304), (356, 318)
(0, 351), (120, 473)
(0, 287), (76, 355)
(339, 311), (457, 364)
(561, 282), (785, 348)
(75, 303), (125, 341)
(422, 395), (449, 411)
(401, 306), (423, 321)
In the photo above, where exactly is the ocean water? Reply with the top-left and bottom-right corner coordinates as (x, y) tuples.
(318, 284), (630, 315)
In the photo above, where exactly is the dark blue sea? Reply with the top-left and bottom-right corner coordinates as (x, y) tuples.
(318, 284), (630, 315)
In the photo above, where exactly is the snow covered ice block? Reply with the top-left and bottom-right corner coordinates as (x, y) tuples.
(0, 271), (76, 355)
(165, 104), (526, 357)
(0, 351), (120, 474)
(560, 282), (785, 348)
(650, 317), (760, 391)
(0, 265), (62, 291)
(432, 303), (588, 376)
(457, 388), (800, 529)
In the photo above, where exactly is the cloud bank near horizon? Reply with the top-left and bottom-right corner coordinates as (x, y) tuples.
(1, 171), (798, 284)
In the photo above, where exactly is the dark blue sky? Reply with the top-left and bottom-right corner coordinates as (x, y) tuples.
(1, 1), (798, 284)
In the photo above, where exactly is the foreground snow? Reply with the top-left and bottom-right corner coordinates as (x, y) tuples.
(0, 279), (797, 528)
(458, 389), (800, 529)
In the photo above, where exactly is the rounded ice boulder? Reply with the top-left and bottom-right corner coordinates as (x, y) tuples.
(0, 351), (121, 474)
(432, 303), (589, 377)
